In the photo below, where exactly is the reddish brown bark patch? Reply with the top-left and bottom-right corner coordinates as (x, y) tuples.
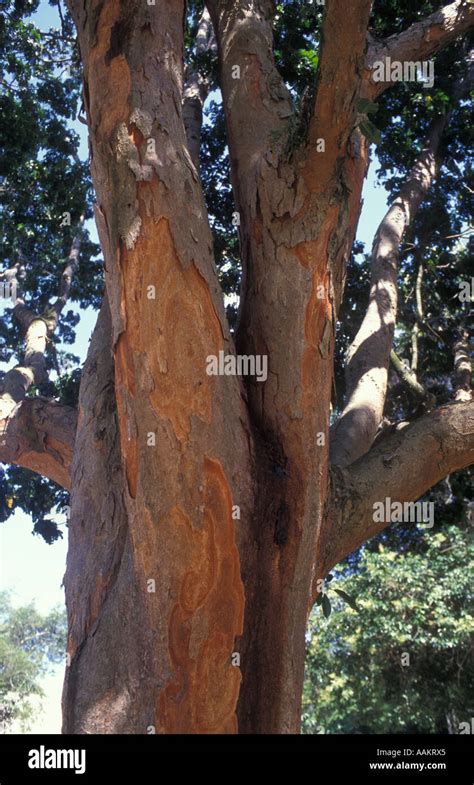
(156, 458), (244, 733)
(88, 1), (131, 141)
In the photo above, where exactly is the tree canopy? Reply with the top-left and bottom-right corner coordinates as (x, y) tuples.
(303, 520), (474, 733)
(0, 591), (66, 730)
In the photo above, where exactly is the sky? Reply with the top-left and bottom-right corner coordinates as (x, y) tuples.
(0, 0), (391, 734)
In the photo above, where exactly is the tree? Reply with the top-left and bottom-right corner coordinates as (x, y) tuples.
(0, 0), (100, 542)
(0, 0), (473, 733)
(303, 523), (474, 734)
(0, 591), (66, 731)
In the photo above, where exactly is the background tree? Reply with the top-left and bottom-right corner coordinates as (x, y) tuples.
(303, 521), (474, 734)
(0, 0), (473, 734)
(0, 0), (100, 541)
(0, 591), (66, 731)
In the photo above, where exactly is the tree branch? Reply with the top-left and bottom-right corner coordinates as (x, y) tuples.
(411, 259), (424, 372)
(366, 0), (474, 98)
(0, 220), (84, 423)
(183, 8), (216, 170)
(453, 329), (472, 401)
(390, 348), (428, 400)
(0, 398), (77, 490)
(330, 114), (447, 467)
(321, 400), (474, 576)
(303, 0), (372, 193)
(53, 214), (84, 321)
(205, 0), (293, 181)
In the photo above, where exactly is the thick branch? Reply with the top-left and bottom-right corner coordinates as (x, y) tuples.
(206, 0), (293, 181)
(322, 400), (474, 575)
(330, 114), (447, 468)
(183, 8), (216, 170)
(0, 398), (77, 489)
(0, 221), (84, 422)
(366, 0), (474, 98)
(0, 260), (32, 328)
(0, 319), (49, 420)
(303, 0), (372, 193)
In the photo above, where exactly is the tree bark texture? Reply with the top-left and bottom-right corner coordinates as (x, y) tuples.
(4, 0), (461, 734)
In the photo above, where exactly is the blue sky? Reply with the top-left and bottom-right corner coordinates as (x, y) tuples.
(0, 0), (391, 733)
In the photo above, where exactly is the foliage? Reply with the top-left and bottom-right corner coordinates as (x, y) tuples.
(0, 590), (66, 730)
(0, 0), (100, 536)
(303, 523), (474, 734)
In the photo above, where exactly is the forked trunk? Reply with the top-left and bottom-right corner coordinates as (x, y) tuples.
(63, 0), (329, 735)
(61, 0), (474, 737)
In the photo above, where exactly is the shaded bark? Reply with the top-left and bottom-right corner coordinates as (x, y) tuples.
(0, 398), (76, 490)
(203, 0), (372, 733)
(62, 298), (156, 732)
(183, 8), (216, 170)
(322, 400), (474, 577)
(331, 115), (447, 468)
(453, 329), (472, 402)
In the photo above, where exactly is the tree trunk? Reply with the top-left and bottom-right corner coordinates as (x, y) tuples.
(64, 0), (256, 735)
(59, 0), (474, 735)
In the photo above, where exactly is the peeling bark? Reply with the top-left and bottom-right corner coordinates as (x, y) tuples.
(0, 398), (76, 490)
(66, 0), (254, 734)
(304, 0), (372, 195)
(203, 0), (373, 733)
(46, 0), (474, 736)
(62, 298), (156, 733)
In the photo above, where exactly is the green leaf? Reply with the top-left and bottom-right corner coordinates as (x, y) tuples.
(322, 594), (332, 618)
(356, 98), (379, 115)
(298, 49), (319, 69)
(334, 589), (359, 612)
(358, 118), (382, 146)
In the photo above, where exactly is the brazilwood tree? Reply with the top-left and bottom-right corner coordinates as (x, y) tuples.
(1, 0), (473, 733)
